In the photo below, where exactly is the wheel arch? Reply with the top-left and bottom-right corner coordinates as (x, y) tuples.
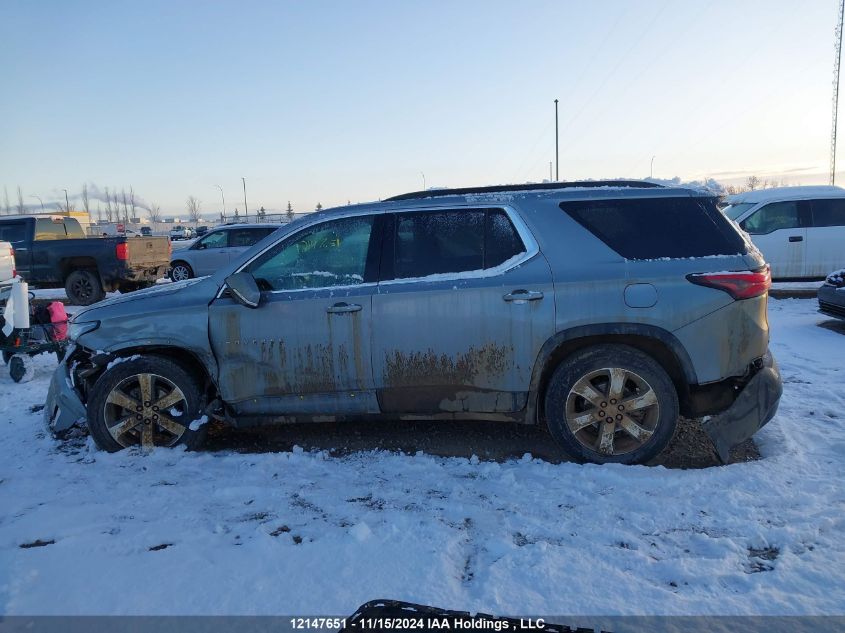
(528, 323), (697, 426)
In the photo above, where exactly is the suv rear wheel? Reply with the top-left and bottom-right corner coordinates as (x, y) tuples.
(544, 344), (678, 465)
(87, 355), (208, 452)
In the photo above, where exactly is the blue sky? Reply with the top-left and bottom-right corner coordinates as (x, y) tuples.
(0, 0), (839, 217)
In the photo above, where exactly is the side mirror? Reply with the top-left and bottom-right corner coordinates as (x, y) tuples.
(225, 272), (261, 308)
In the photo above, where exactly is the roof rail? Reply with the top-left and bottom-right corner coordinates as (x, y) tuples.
(385, 180), (663, 202)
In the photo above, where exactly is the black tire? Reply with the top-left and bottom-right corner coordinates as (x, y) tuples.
(87, 355), (208, 452)
(544, 344), (679, 465)
(169, 261), (193, 282)
(65, 270), (105, 305)
(2, 350), (11, 365)
(9, 354), (33, 383)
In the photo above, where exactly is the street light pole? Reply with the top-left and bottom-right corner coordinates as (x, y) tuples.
(554, 99), (559, 182)
(62, 189), (70, 215)
(242, 177), (248, 219)
(650, 156), (656, 179)
(421, 172), (426, 191)
(30, 195), (44, 212)
(215, 184), (226, 216)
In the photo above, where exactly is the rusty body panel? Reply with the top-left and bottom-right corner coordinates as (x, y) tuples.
(208, 285), (378, 415)
(372, 252), (555, 413)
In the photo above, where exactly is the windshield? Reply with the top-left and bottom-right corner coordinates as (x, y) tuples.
(722, 202), (756, 221)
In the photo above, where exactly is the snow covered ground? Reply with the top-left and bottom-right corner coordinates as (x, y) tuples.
(0, 298), (843, 616)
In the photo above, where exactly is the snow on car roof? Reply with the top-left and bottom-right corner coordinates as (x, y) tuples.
(726, 185), (845, 204)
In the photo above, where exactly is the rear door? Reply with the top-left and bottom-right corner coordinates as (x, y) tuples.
(741, 200), (809, 279)
(372, 207), (555, 414)
(807, 198), (845, 278)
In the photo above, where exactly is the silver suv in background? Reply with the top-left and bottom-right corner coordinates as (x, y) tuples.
(169, 224), (281, 280)
(46, 181), (782, 465)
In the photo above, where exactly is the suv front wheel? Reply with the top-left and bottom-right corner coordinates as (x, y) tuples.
(545, 344), (678, 465)
(87, 355), (208, 452)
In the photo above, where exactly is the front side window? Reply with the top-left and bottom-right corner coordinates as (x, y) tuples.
(196, 231), (228, 249)
(743, 201), (801, 234)
(35, 218), (67, 240)
(246, 216), (375, 291)
(810, 199), (845, 227)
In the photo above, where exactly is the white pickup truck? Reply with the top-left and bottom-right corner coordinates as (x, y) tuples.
(0, 241), (15, 283)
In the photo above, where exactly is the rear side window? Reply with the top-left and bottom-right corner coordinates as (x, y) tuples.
(389, 208), (526, 280)
(811, 199), (845, 227)
(560, 197), (747, 259)
(230, 227), (275, 247)
(35, 218), (67, 241)
(0, 222), (27, 244)
(63, 219), (85, 238)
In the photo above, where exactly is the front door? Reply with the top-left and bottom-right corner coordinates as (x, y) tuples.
(190, 230), (230, 276)
(208, 214), (381, 416)
(372, 208), (555, 414)
(743, 201), (808, 279)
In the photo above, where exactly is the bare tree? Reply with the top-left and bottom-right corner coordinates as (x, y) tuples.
(104, 187), (113, 222)
(121, 188), (129, 223)
(3, 186), (10, 215)
(745, 175), (761, 191)
(148, 203), (162, 224)
(16, 187), (24, 214)
(128, 186), (136, 220)
(81, 184), (90, 221)
(97, 202), (103, 223)
(186, 196), (201, 222)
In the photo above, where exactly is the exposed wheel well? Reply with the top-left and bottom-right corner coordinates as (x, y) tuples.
(59, 258), (99, 282)
(534, 334), (692, 425)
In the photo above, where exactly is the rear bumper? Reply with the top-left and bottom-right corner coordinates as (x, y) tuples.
(43, 344), (87, 434)
(701, 351), (782, 463)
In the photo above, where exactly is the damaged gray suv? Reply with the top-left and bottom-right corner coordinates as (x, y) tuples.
(45, 181), (782, 464)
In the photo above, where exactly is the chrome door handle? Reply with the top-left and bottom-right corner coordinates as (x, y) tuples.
(326, 302), (362, 314)
(503, 290), (544, 302)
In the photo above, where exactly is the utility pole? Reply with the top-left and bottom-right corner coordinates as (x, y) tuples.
(549, 162), (552, 181)
(832, 0), (845, 185)
(242, 177), (248, 219)
(421, 172), (426, 191)
(650, 156), (656, 179)
(215, 184), (226, 215)
(554, 99), (559, 182)
(62, 189), (70, 215)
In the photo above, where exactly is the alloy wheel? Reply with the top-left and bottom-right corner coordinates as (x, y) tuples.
(564, 367), (660, 456)
(103, 373), (190, 449)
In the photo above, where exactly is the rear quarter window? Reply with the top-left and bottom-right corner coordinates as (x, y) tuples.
(560, 197), (747, 259)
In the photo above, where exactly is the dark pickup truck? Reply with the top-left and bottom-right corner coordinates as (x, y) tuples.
(0, 215), (170, 305)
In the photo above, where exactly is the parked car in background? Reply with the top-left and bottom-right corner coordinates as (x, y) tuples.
(169, 223), (280, 280)
(170, 225), (193, 240)
(195, 226), (209, 237)
(723, 186), (845, 280)
(48, 182), (781, 465)
(818, 268), (845, 320)
(0, 215), (170, 304)
(140, 226), (153, 237)
(0, 241), (15, 283)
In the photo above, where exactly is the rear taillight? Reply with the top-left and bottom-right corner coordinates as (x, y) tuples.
(116, 243), (129, 261)
(10, 247), (16, 278)
(687, 265), (771, 300)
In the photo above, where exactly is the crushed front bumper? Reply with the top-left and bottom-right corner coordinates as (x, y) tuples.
(701, 351), (782, 463)
(43, 344), (88, 435)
